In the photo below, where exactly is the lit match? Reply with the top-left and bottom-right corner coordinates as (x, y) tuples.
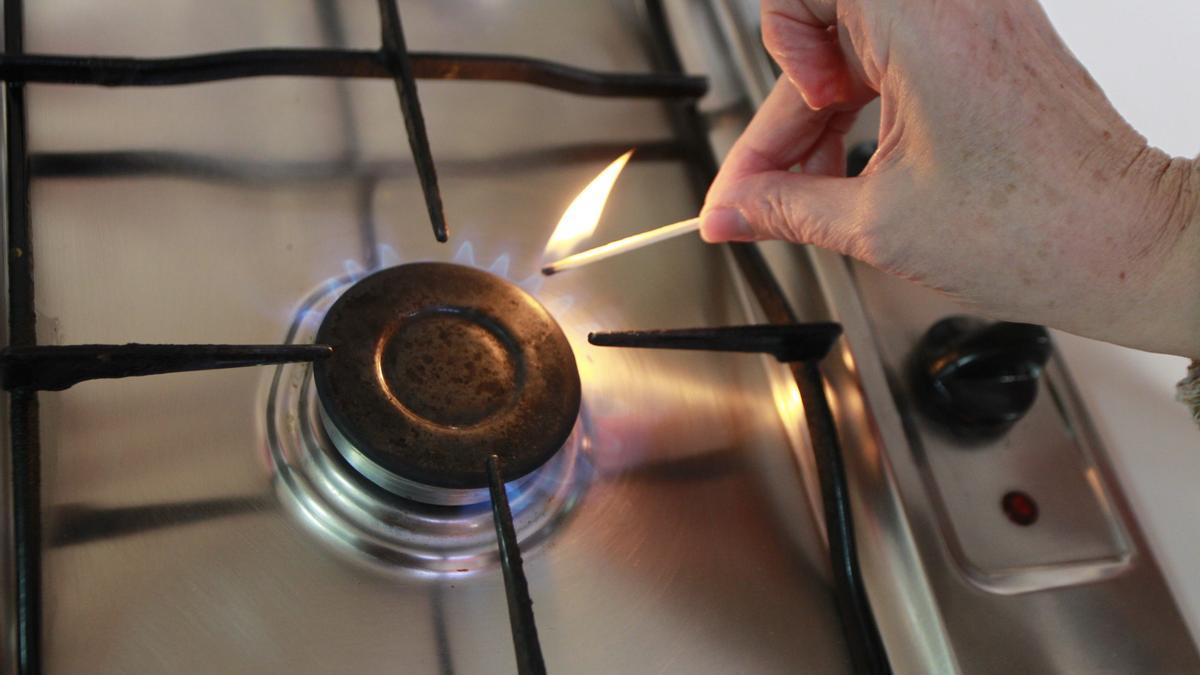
(541, 217), (700, 276)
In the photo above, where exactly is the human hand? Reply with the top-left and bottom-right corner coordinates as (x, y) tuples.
(701, 0), (1199, 358)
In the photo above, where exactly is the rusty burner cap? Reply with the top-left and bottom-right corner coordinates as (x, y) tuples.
(313, 262), (581, 496)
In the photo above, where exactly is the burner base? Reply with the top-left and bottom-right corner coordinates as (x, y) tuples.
(263, 272), (590, 571)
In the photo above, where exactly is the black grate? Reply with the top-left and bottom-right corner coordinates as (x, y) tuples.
(0, 3), (703, 673)
(0, 344), (332, 391)
(2, 1), (888, 674)
(4, 1), (41, 671)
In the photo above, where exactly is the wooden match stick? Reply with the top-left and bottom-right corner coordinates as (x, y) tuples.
(541, 217), (701, 276)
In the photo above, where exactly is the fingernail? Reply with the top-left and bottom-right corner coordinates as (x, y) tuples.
(700, 207), (752, 242)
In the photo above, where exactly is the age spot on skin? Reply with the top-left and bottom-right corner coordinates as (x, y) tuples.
(1044, 186), (1066, 207)
(1119, 270), (1127, 281)
(988, 187), (1010, 209)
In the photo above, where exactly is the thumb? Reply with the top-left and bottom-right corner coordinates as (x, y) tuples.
(700, 170), (868, 255)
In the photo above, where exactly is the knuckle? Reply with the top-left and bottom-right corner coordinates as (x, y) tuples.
(852, 195), (909, 270)
(759, 183), (805, 241)
(760, 7), (809, 65)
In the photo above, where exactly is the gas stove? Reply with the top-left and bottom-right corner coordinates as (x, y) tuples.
(2, 1), (1196, 674)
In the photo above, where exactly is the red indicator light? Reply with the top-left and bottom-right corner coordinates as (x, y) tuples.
(1002, 490), (1039, 526)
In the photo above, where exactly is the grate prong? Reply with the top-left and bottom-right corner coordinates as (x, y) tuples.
(486, 455), (547, 675)
(0, 344), (332, 392)
(377, 0), (447, 242)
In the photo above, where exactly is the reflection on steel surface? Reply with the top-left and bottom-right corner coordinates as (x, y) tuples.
(50, 495), (273, 548)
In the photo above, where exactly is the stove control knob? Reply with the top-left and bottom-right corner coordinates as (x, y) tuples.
(911, 316), (1052, 438)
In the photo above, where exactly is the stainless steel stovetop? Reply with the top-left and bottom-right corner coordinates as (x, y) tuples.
(3, 1), (1196, 673)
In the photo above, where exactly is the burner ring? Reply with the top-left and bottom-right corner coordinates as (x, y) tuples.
(314, 262), (581, 492)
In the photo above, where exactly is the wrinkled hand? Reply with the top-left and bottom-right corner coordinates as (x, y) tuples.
(701, 0), (1199, 358)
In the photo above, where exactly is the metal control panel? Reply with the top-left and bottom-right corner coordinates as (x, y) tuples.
(851, 261), (1130, 593)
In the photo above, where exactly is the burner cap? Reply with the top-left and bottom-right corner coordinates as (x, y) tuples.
(313, 262), (581, 493)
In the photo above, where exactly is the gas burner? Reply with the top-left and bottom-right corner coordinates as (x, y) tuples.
(264, 263), (590, 572)
(313, 262), (582, 505)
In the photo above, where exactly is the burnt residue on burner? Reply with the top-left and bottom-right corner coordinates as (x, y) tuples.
(383, 307), (524, 428)
(314, 262), (581, 493)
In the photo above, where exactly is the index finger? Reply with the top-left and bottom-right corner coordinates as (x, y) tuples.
(706, 78), (838, 201)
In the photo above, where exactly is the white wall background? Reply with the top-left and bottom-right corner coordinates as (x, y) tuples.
(1039, 0), (1200, 642)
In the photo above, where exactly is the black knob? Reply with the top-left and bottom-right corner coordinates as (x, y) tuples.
(911, 316), (1052, 439)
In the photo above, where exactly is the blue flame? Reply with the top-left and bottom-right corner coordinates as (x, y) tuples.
(545, 295), (576, 315)
(452, 241), (476, 267)
(487, 253), (511, 277)
(517, 272), (545, 294)
(323, 239), (577, 333)
(376, 244), (402, 268)
(342, 258), (366, 280)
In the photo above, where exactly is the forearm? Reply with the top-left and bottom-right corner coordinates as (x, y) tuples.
(1163, 159), (1199, 358)
(1116, 155), (1200, 358)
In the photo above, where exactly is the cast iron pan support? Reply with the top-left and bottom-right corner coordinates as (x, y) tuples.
(375, 0), (446, 243)
(589, 324), (891, 675)
(487, 455), (547, 675)
(0, 344), (332, 391)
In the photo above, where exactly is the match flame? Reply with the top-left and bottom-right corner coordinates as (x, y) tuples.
(542, 150), (633, 262)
